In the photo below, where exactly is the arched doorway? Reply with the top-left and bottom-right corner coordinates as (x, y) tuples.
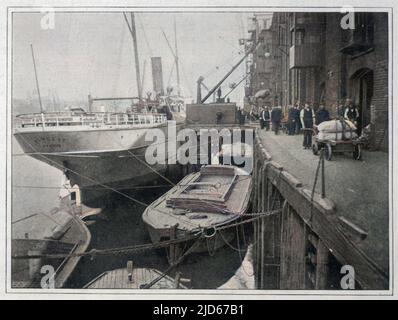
(349, 68), (374, 133)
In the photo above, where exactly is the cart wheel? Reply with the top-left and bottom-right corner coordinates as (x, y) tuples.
(324, 144), (332, 161)
(312, 143), (319, 155)
(353, 144), (362, 160)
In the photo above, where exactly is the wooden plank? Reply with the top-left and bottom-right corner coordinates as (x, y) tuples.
(260, 172), (282, 289)
(308, 233), (318, 249)
(281, 171), (303, 188)
(169, 224), (178, 265)
(200, 165), (235, 175)
(256, 158), (262, 287)
(260, 216), (265, 289)
(269, 161), (283, 171)
(252, 155), (259, 288)
(253, 219), (258, 288)
(338, 216), (368, 241)
(260, 167), (266, 289)
(252, 158), (260, 213)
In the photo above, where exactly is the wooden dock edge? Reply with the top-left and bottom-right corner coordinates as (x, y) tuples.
(252, 130), (388, 290)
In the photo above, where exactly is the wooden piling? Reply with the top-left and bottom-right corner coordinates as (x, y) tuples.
(280, 204), (307, 289)
(127, 260), (134, 282)
(315, 239), (330, 289)
(174, 271), (182, 289)
(169, 224), (180, 265)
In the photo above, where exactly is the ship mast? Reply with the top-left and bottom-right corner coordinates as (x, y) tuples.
(162, 18), (181, 97)
(123, 12), (143, 104)
(174, 18), (181, 96)
(30, 44), (44, 113)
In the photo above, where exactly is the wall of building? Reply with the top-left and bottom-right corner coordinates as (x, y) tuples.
(247, 12), (389, 151)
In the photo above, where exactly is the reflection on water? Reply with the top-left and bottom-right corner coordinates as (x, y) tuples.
(12, 138), (63, 238)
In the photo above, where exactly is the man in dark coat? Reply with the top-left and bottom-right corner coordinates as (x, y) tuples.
(344, 99), (359, 125)
(238, 108), (246, 125)
(260, 106), (270, 131)
(293, 101), (302, 134)
(271, 106), (282, 135)
(259, 107), (265, 129)
(338, 98), (355, 121)
(249, 106), (258, 122)
(287, 105), (296, 135)
(344, 98), (360, 134)
(316, 103), (330, 125)
(300, 102), (315, 149)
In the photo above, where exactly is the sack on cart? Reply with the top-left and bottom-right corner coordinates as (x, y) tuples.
(316, 119), (358, 141)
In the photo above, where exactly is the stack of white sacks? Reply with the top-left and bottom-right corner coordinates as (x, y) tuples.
(316, 119), (358, 141)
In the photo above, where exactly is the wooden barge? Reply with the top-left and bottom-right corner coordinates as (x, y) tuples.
(142, 165), (252, 255)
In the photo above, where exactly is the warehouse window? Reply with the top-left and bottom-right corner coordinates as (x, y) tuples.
(340, 12), (374, 54)
(295, 30), (305, 45)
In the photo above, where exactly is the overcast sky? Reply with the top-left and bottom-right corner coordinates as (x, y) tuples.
(12, 11), (256, 110)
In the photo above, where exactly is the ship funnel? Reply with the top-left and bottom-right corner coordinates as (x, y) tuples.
(151, 57), (164, 96)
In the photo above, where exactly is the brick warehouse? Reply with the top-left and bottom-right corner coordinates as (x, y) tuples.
(244, 12), (389, 151)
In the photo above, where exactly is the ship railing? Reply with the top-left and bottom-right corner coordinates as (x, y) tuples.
(14, 112), (168, 129)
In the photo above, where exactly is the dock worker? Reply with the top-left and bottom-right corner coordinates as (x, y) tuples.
(293, 101), (302, 134)
(271, 105), (282, 135)
(287, 105), (296, 135)
(344, 99), (359, 126)
(316, 102), (330, 125)
(259, 107), (265, 129)
(300, 102), (316, 149)
(216, 87), (222, 102)
(238, 108), (246, 125)
(249, 106), (258, 122)
(260, 106), (270, 131)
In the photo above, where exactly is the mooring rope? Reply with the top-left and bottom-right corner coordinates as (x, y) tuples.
(12, 209), (281, 261)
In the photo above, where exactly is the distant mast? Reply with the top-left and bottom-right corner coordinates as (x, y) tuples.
(162, 18), (181, 97)
(174, 18), (181, 96)
(30, 44), (44, 113)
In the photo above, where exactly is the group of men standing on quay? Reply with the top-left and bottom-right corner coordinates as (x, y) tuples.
(255, 99), (360, 149)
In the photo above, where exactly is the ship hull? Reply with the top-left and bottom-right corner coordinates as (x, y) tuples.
(14, 122), (184, 192)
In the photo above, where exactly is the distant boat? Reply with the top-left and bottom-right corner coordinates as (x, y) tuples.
(142, 165), (252, 254)
(83, 261), (189, 289)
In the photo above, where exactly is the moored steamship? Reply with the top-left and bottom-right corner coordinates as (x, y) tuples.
(14, 98), (185, 191)
(14, 13), (188, 201)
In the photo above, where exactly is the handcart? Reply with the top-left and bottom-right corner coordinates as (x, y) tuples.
(312, 136), (363, 161)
